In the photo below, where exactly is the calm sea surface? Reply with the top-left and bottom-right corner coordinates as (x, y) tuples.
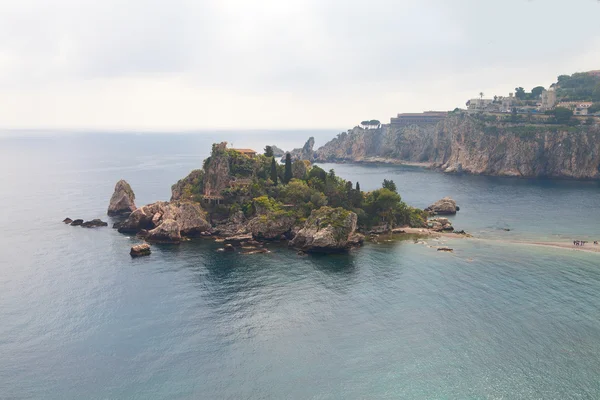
(1, 132), (600, 399)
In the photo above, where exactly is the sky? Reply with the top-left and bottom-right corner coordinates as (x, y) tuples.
(1, 0), (599, 130)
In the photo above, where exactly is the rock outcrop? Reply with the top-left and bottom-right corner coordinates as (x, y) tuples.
(247, 214), (295, 240)
(269, 145), (286, 157)
(425, 197), (459, 215)
(130, 243), (151, 257)
(63, 218), (73, 224)
(70, 219), (84, 226)
(212, 211), (248, 237)
(145, 219), (182, 243)
(428, 218), (454, 232)
(315, 115), (600, 180)
(287, 137), (316, 162)
(108, 180), (137, 216)
(171, 169), (204, 201)
(117, 201), (210, 239)
(290, 207), (360, 252)
(81, 219), (108, 228)
(203, 142), (231, 197)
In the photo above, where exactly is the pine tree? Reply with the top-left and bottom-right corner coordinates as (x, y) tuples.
(355, 181), (360, 192)
(270, 157), (278, 185)
(284, 153), (292, 184)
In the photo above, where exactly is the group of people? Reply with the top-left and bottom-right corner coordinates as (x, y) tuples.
(573, 240), (599, 246)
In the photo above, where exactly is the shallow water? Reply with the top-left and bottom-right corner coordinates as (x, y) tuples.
(1, 133), (600, 399)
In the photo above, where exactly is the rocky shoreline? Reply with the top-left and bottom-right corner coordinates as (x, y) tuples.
(312, 115), (600, 180)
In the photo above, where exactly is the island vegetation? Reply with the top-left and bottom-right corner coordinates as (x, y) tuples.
(174, 142), (428, 232)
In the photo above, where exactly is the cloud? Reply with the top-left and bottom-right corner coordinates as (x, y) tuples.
(0, 0), (599, 129)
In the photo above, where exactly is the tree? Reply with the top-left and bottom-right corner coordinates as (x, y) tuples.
(585, 117), (595, 126)
(382, 179), (397, 193)
(270, 157), (278, 185)
(511, 107), (518, 122)
(479, 92), (484, 100)
(264, 146), (274, 157)
(531, 86), (545, 98)
(588, 103), (600, 114)
(283, 153), (293, 184)
(366, 188), (402, 231)
(368, 119), (381, 128)
(355, 182), (360, 192)
(552, 107), (573, 125)
(515, 87), (526, 100)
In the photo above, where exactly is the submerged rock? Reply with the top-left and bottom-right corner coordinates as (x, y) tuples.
(425, 197), (458, 215)
(224, 233), (253, 243)
(224, 244), (235, 252)
(289, 206), (360, 253)
(130, 243), (151, 257)
(81, 219), (108, 228)
(437, 247), (454, 252)
(108, 180), (137, 216)
(242, 248), (270, 255)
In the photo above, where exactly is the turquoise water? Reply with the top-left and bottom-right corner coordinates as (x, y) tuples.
(1, 133), (600, 399)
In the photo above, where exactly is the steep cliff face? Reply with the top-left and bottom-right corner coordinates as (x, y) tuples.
(316, 116), (600, 179)
(203, 142), (231, 196)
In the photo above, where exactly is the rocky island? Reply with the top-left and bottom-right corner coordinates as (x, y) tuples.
(109, 142), (455, 255)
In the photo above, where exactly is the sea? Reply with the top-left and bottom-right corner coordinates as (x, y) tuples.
(1, 131), (600, 399)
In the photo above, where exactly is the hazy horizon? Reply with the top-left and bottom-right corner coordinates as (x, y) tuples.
(1, 0), (600, 130)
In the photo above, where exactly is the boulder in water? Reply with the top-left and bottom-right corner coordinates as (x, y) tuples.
(130, 243), (151, 257)
(224, 243), (235, 252)
(63, 218), (73, 224)
(70, 219), (84, 226)
(81, 219), (108, 228)
(108, 180), (137, 216)
(425, 197), (458, 215)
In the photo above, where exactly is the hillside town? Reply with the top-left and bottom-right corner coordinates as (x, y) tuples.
(463, 70), (600, 117)
(377, 70), (600, 128)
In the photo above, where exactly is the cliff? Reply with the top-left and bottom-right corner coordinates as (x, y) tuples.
(316, 115), (600, 179)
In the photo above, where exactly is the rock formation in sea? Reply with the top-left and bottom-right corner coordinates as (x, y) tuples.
(289, 206), (363, 252)
(108, 180), (137, 216)
(427, 217), (454, 232)
(247, 213), (296, 240)
(130, 243), (151, 257)
(81, 219), (109, 228)
(269, 145), (285, 157)
(145, 219), (182, 243)
(286, 137), (316, 162)
(315, 114), (600, 179)
(425, 197), (459, 215)
(117, 201), (210, 242)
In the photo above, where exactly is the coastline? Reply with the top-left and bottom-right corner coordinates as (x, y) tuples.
(392, 227), (600, 254)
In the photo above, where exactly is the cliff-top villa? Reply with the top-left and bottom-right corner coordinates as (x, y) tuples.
(390, 111), (447, 128)
(230, 148), (257, 157)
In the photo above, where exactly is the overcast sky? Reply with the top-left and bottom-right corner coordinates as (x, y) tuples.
(1, 0), (599, 130)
